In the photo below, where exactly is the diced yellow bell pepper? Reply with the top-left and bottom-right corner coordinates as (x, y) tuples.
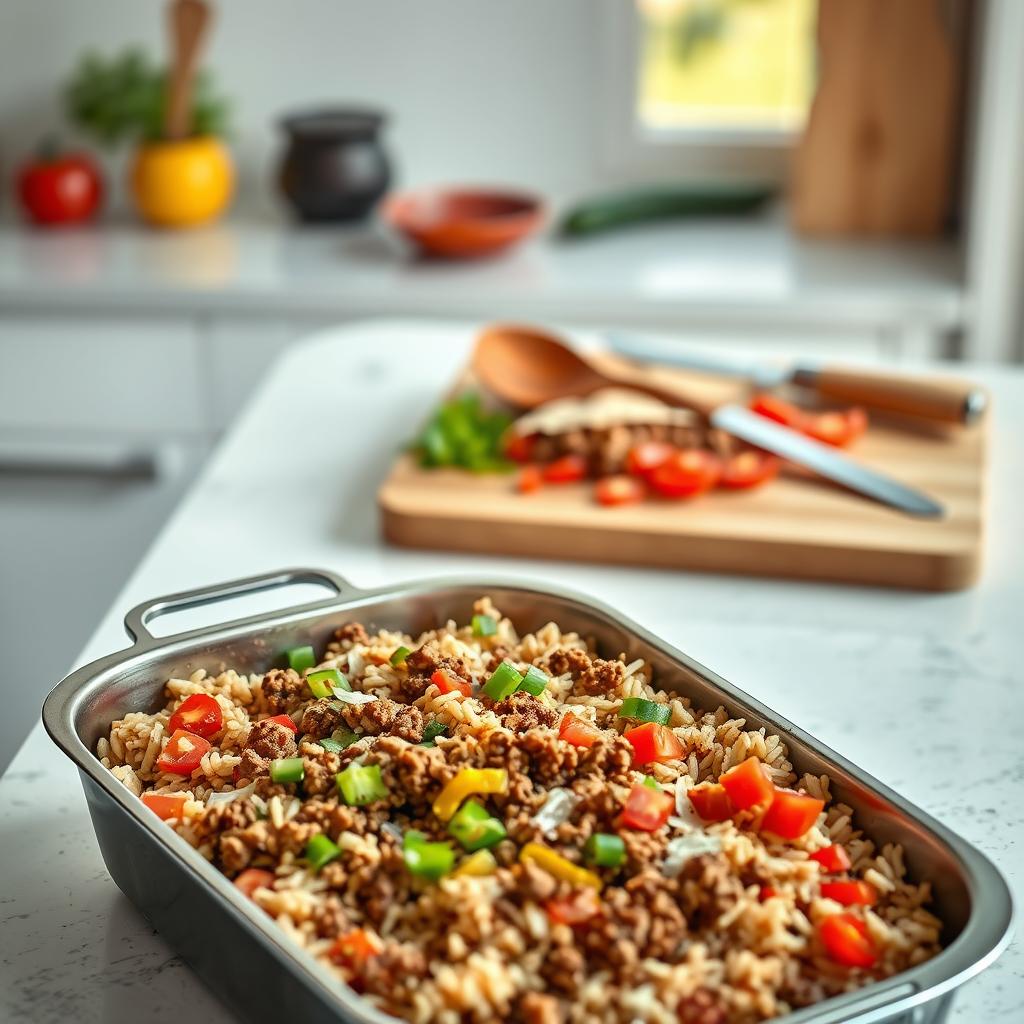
(519, 842), (603, 890)
(455, 849), (498, 877)
(432, 768), (508, 821)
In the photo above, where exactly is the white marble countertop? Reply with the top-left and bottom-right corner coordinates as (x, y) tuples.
(0, 214), (963, 333)
(1, 320), (1019, 1023)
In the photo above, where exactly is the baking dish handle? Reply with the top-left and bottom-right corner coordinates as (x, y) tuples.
(122, 568), (359, 646)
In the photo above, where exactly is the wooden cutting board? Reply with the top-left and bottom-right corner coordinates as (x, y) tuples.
(378, 358), (987, 591)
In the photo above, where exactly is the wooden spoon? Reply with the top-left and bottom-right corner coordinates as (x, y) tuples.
(163, 0), (211, 140)
(472, 323), (716, 418)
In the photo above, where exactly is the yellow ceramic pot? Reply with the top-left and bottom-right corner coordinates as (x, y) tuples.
(130, 136), (234, 228)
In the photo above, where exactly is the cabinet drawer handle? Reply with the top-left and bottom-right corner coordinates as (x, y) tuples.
(0, 441), (164, 480)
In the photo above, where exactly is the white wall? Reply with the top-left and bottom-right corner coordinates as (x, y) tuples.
(0, 0), (613, 213)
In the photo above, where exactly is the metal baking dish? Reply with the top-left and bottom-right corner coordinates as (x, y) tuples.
(43, 567), (1012, 1024)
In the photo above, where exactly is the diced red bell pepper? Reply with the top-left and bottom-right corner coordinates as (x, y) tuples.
(625, 441), (677, 478)
(687, 783), (735, 822)
(821, 880), (878, 907)
(168, 693), (223, 738)
(504, 432), (537, 463)
(542, 454), (588, 483)
(623, 722), (685, 766)
(760, 788), (825, 839)
(545, 888), (601, 926)
(558, 713), (602, 748)
(818, 913), (878, 968)
(759, 885), (779, 903)
(517, 465), (544, 494)
(431, 669), (472, 697)
(809, 844), (852, 873)
(803, 407), (868, 447)
(719, 756), (774, 810)
(595, 475), (645, 507)
(141, 792), (188, 821)
(156, 728), (212, 776)
(267, 713), (298, 734)
(719, 450), (780, 490)
(329, 928), (384, 970)
(648, 449), (721, 498)
(750, 394), (806, 428)
(234, 868), (276, 899)
(621, 782), (674, 832)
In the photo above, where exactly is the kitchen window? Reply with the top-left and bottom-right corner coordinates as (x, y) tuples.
(603, 0), (817, 181)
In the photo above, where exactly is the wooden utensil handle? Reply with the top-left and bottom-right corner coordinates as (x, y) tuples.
(164, 0), (210, 140)
(793, 366), (986, 425)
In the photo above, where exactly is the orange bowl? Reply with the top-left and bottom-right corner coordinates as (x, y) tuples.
(383, 187), (544, 258)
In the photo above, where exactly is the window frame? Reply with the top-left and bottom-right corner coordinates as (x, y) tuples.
(599, 0), (799, 183)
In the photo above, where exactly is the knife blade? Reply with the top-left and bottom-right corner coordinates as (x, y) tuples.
(711, 405), (945, 518)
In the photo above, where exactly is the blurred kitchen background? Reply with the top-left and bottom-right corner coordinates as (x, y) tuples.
(1, 0), (1023, 772)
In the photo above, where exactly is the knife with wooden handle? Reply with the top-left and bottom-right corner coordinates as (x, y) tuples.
(608, 334), (987, 426)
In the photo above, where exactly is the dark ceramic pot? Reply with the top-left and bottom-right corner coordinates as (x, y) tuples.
(277, 108), (391, 223)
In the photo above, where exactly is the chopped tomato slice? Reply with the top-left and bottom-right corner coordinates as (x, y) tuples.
(595, 475), (645, 507)
(267, 713), (299, 734)
(818, 913), (878, 968)
(719, 450), (780, 490)
(545, 888), (601, 926)
(803, 407), (868, 447)
(517, 465), (544, 494)
(234, 868), (275, 899)
(761, 788), (825, 839)
(750, 394), (805, 428)
(625, 441), (677, 478)
(156, 728), (212, 776)
(542, 454), (588, 483)
(168, 693), (223, 738)
(431, 669), (472, 697)
(809, 844), (852, 873)
(648, 449), (721, 498)
(504, 432), (537, 463)
(623, 722), (684, 765)
(719, 757), (774, 810)
(821, 880), (878, 907)
(759, 885), (779, 903)
(687, 783), (735, 822)
(559, 713), (602, 748)
(329, 928), (384, 970)
(141, 792), (188, 821)
(621, 782), (674, 832)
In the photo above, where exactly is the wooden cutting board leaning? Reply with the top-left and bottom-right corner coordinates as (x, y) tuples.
(378, 353), (987, 592)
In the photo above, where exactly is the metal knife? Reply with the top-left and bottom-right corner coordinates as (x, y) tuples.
(710, 405), (945, 518)
(608, 333), (987, 426)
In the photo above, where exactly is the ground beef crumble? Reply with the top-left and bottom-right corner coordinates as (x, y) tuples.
(260, 668), (307, 714)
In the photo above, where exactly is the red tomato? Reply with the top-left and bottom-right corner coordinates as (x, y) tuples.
(545, 888), (601, 926)
(818, 913), (878, 969)
(17, 149), (103, 226)
(558, 713), (602, 748)
(329, 928), (384, 969)
(821, 880), (878, 907)
(595, 475), (645, 507)
(809, 844), (852, 873)
(760, 788), (825, 839)
(719, 757), (774, 810)
(517, 465), (544, 494)
(750, 394), (805, 428)
(648, 449), (721, 498)
(759, 885), (779, 903)
(267, 713), (299, 734)
(155, 728), (212, 776)
(623, 722), (685, 766)
(804, 407), (869, 447)
(542, 454), (588, 483)
(621, 783), (674, 832)
(141, 792), (188, 821)
(625, 442), (676, 478)
(687, 783), (735, 822)
(504, 432), (537, 463)
(234, 868), (276, 899)
(168, 693), (223, 738)
(431, 669), (472, 697)
(719, 450), (780, 490)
